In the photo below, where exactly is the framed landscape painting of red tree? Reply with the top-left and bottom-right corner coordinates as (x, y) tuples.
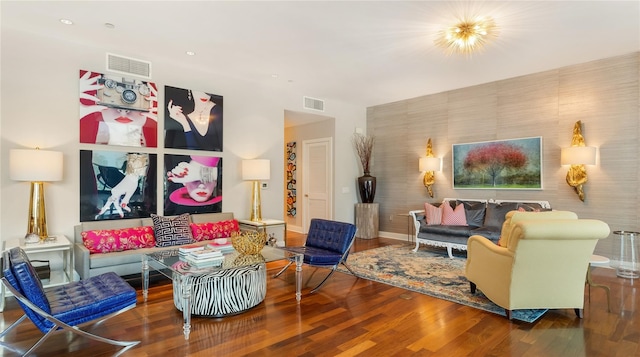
(452, 137), (542, 189)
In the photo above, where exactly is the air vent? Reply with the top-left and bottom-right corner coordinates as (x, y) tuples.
(106, 53), (152, 79)
(303, 96), (325, 112)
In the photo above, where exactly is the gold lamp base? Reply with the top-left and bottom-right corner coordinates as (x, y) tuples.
(249, 180), (262, 222)
(27, 181), (49, 241)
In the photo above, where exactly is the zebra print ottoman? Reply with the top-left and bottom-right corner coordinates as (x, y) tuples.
(172, 263), (267, 317)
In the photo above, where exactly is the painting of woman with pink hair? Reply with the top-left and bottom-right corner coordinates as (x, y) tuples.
(164, 154), (222, 215)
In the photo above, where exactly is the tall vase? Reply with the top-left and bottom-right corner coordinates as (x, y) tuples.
(357, 173), (376, 203)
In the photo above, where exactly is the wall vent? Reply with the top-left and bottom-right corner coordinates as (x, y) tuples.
(106, 53), (152, 79)
(303, 96), (325, 112)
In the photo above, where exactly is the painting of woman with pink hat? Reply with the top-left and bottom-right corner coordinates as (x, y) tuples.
(164, 154), (222, 215)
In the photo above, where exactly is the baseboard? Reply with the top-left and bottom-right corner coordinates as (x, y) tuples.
(378, 231), (410, 242)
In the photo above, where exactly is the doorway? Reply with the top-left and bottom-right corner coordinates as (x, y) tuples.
(302, 137), (333, 233)
(284, 110), (335, 234)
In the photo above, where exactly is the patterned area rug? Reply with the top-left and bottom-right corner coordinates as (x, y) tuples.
(339, 244), (546, 323)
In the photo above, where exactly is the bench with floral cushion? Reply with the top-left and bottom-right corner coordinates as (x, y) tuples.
(74, 212), (239, 280)
(409, 198), (551, 258)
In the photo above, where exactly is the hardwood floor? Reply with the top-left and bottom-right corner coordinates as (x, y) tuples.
(1, 233), (638, 356)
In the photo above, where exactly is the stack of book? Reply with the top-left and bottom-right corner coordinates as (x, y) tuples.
(182, 248), (225, 268)
(178, 244), (205, 257)
(206, 241), (235, 253)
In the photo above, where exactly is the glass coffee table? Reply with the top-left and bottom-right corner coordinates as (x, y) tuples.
(142, 246), (302, 340)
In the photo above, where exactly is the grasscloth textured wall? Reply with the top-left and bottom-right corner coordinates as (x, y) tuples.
(367, 52), (639, 257)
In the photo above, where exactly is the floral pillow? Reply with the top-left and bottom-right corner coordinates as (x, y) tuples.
(82, 226), (155, 254)
(190, 219), (240, 242)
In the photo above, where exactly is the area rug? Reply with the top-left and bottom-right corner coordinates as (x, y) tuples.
(338, 245), (547, 323)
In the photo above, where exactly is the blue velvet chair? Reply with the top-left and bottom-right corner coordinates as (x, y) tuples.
(274, 218), (357, 293)
(0, 247), (139, 356)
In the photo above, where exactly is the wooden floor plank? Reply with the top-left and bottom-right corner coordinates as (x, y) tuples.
(0, 233), (637, 356)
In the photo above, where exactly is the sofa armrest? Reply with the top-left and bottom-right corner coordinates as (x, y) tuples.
(74, 243), (91, 280)
(465, 235), (514, 308)
(409, 210), (425, 240)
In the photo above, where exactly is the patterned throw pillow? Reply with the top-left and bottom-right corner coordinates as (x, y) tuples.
(152, 213), (195, 247)
(190, 219), (240, 241)
(424, 202), (443, 225)
(441, 202), (467, 226)
(82, 226), (156, 254)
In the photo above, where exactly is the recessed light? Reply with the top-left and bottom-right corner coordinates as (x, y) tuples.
(186, 51), (196, 56)
(104, 23), (115, 29)
(59, 18), (73, 25)
(271, 74), (279, 78)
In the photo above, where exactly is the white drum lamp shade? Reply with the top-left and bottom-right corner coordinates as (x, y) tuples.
(242, 159), (271, 181)
(419, 157), (442, 172)
(561, 146), (597, 165)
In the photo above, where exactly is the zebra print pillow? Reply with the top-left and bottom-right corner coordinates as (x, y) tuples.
(152, 213), (194, 247)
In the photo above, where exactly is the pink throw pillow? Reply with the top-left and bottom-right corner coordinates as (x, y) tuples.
(424, 202), (443, 225)
(82, 226), (155, 254)
(441, 203), (468, 226)
(190, 219), (240, 242)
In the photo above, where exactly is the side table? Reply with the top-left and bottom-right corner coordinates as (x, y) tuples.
(238, 219), (287, 247)
(1, 235), (73, 312)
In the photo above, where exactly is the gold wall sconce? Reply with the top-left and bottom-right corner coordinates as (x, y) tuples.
(561, 121), (597, 202)
(419, 138), (442, 198)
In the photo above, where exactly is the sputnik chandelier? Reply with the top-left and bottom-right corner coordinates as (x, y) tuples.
(435, 16), (498, 56)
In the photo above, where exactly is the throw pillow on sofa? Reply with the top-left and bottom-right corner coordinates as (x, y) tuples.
(441, 202), (467, 226)
(152, 213), (195, 247)
(190, 219), (240, 241)
(424, 202), (443, 225)
(484, 202), (519, 229)
(457, 200), (486, 227)
(82, 226), (156, 254)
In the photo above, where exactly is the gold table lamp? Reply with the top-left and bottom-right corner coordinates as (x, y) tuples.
(242, 159), (270, 222)
(10, 148), (63, 242)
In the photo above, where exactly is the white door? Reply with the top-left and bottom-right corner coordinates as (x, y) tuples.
(302, 137), (333, 233)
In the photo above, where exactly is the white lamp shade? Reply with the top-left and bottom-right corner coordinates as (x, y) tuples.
(242, 159), (270, 180)
(419, 157), (442, 172)
(10, 149), (63, 181)
(560, 146), (597, 165)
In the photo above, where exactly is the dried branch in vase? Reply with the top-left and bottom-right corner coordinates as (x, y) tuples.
(352, 133), (375, 174)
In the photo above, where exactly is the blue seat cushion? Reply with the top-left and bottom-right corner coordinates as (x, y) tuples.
(284, 246), (343, 266)
(47, 272), (137, 327)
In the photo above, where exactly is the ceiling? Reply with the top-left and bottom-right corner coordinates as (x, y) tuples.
(2, 1), (639, 113)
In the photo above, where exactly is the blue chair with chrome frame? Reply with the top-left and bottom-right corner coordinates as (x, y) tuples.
(274, 218), (357, 293)
(0, 247), (139, 356)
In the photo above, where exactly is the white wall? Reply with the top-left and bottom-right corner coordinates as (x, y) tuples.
(0, 27), (365, 243)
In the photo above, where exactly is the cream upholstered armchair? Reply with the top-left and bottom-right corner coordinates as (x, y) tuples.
(465, 210), (610, 319)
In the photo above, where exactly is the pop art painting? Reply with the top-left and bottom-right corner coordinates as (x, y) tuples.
(80, 150), (157, 222)
(164, 154), (223, 215)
